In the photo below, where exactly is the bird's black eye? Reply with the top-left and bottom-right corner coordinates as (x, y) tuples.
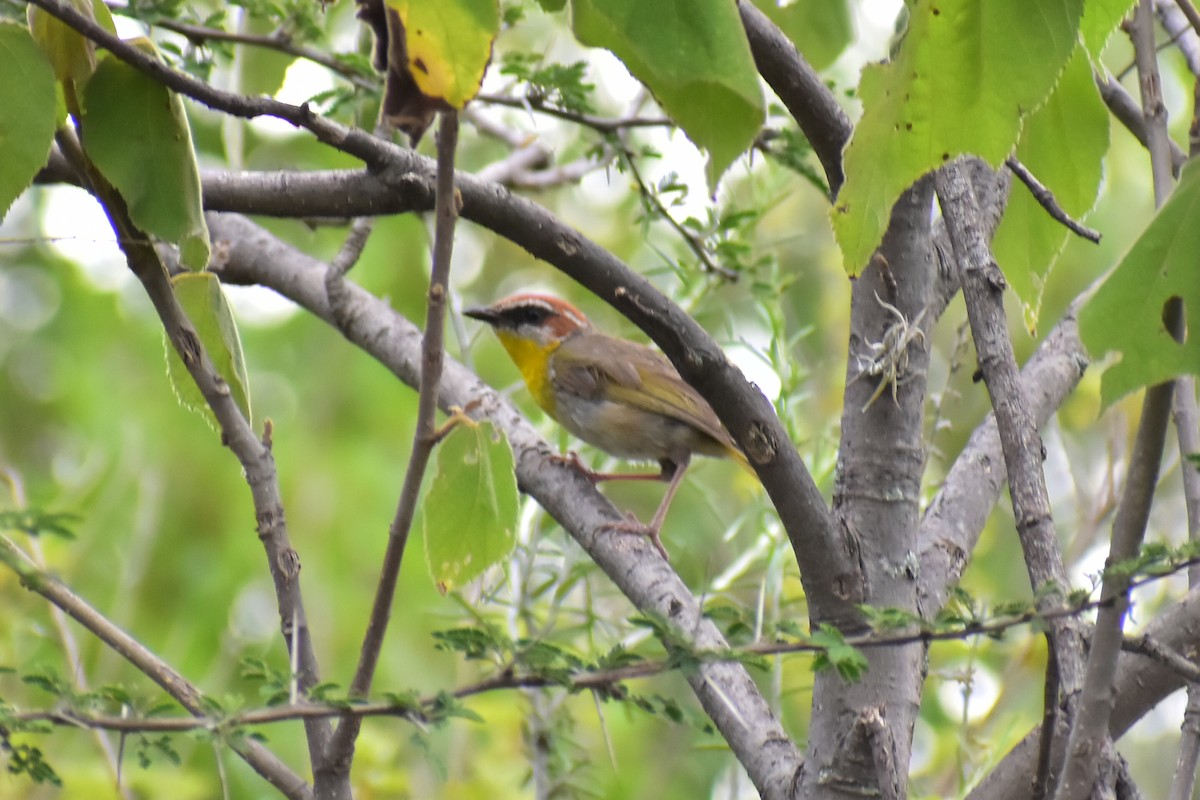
(510, 305), (549, 326)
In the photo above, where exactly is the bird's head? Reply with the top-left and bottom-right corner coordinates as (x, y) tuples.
(464, 294), (592, 347)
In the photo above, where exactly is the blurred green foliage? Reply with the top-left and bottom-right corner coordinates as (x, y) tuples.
(0, 0), (1195, 798)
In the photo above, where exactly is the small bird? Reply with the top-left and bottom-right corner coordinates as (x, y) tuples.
(465, 293), (747, 559)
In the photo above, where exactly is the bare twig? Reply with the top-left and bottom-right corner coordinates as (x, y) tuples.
(54, 116), (341, 792)
(324, 112), (461, 774)
(935, 159), (1085, 691)
(1123, 633), (1200, 684)
(1095, 70), (1188, 174)
(475, 92), (671, 133)
(619, 146), (738, 280)
(738, 0), (851, 196)
(1004, 157), (1102, 243)
(1176, 0), (1200, 36)
(1033, 648), (1061, 800)
(130, 13), (378, 91)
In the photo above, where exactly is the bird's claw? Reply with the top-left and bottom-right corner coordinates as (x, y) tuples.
(603, 514), (670, 561)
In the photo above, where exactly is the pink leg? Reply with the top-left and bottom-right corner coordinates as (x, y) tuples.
(552, 452), (670, 484)
(606, 459), (689, 560)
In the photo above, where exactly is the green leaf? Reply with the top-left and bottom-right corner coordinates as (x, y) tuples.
(1080, 0), (1137, 58)
(0, 23), (57, 222)
(993, 45), (1108, 330)
(81, 42), (210, 269)
(810, 623), (868, 681)
(1079, 159), (1200, 408)
(572, 0), (765, 187)
(0, 509), (79, 539)
(752, 0), (853, 72)
(422, 421), (519, 592)
(833, 0), (1083, 273)
(165, 272), (253, 427)
(385, 0), (499, 108)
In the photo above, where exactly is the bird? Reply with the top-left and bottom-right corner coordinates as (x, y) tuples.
(465, 293), (747, 559)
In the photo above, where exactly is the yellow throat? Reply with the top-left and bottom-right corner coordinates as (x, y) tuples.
(494, 331), (561, 415)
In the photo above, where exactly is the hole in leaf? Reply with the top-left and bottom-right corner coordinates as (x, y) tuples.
(1162, 296), (1186, 344)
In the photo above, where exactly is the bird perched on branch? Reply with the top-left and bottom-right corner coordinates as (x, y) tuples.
(465, 293), (747, 559)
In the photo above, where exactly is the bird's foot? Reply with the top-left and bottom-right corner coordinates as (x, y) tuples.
(603, 513), (670, 561)
(549, 450), (603, 483)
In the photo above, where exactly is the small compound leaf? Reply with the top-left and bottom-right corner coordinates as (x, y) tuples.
(422, 421), (518, 593)
(81, 43), (210, 269)
(165, 272), (253, 427)
(993, 45), (1107, 330)
(572, 0), (764, 188)
(1080, 159), (1200, 408)
(833, 0), (1083, 274)
(0, 23), (57, 221)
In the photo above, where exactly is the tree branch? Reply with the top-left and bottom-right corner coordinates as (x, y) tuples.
(203, 211), (805, 799)
(1055, 7), (1181, 794)
(324, 112), (461, 776)
(198, 163), (857, 627)
(935, 159), (1086, 695)
(54, 110), (339, 790)
(737, 0), (851, 197)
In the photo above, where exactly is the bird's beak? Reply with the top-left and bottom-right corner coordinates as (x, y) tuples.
(463, 305), (497, 324)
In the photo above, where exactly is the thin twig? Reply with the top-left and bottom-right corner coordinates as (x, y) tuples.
(475, 92), (671, 133)
(1177, 0), (1200, 36)
(1055, 9), (1179, 799)
(0, 534), (313, 800)
(136, 14), (378, 91)
(1004, 157), (1102, 243)
(324, 111), (461, 771)
(620, 147), (738, 280)
(1095, 70), (1188, 174)
(54, 100), (338, 793)
(935, 159), (1086, 690)
(1123, 633), (1200, 684)
(1033, 647), (1061, 800)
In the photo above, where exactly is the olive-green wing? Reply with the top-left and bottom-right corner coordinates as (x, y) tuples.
(553, 334), (738, 451)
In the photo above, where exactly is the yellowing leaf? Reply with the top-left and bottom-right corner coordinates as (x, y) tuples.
(1080, 159), (1200, 408)
(165, 272), (253, 428)
(422, 421), (518, 593)
(386, 0), (498, 109)
(81, 44), (210, 269)
(27, 0), (96, 85)
(0, 24), (56, 221)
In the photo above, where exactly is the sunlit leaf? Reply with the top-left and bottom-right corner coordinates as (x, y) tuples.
(0, 23), (56, 221)
(572, 0), (764, 188)
(81, 42), (210, 269)
(422, 421), (518, 593)
(1080, 158), (1200, 408)
(993, 45), (1108, 330)
(1080, 0), (1137, 58)
(165, 272), (253, 427)
(833, 0), (1083, 274)
(26, 0), (96, 84)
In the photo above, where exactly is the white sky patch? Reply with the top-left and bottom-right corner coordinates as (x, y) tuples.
(39, 185), (131, 291)
(726, 341), (783, 404)
(249, 58), (335, 139)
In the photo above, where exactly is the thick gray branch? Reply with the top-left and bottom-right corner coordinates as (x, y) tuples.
(205, 212), (805, 800)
